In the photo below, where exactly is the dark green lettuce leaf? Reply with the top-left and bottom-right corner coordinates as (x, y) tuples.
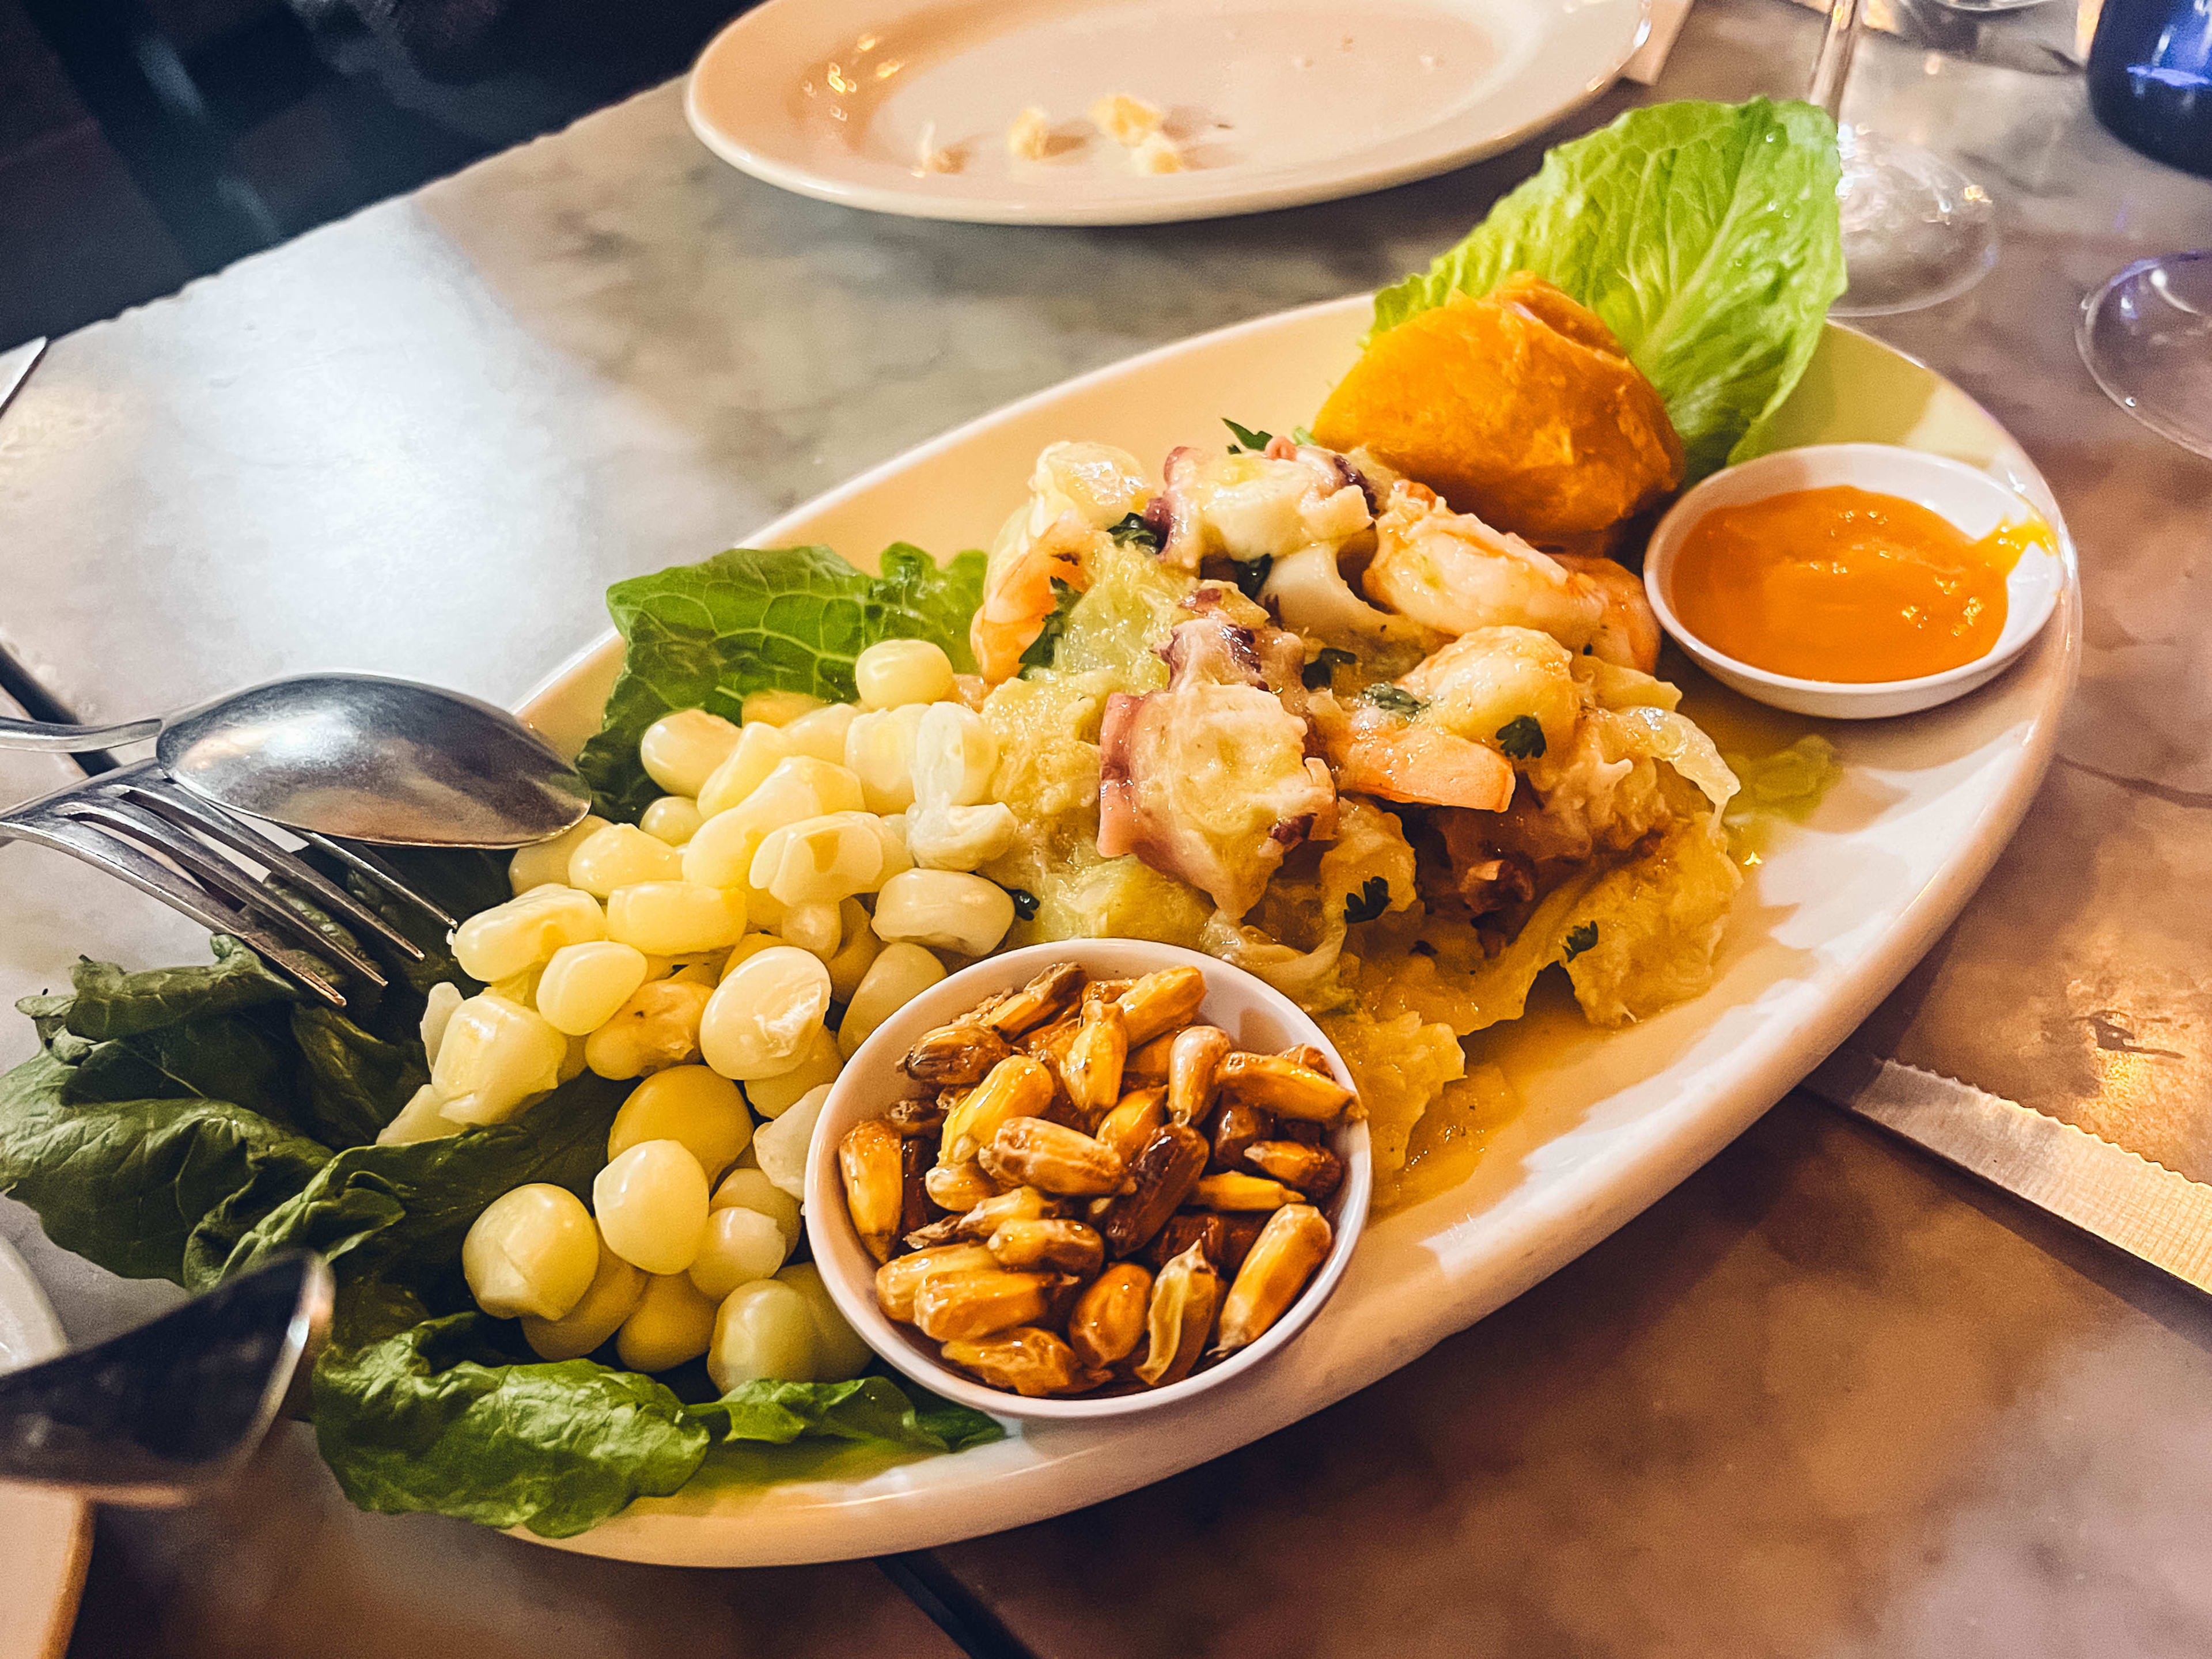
(1370, 97), (1846, 480)
(575, 542), (987, 820)
(689, 1376), (1002, 1453)
(63, 935), (296, 1040)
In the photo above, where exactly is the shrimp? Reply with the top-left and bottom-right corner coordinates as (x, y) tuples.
(1312, 694), (1514, 813)
(971, 441), (1153, 684)
(1363, 482), (1660, 672)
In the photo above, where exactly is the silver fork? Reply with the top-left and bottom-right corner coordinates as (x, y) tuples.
(0, 759), (459, 1010)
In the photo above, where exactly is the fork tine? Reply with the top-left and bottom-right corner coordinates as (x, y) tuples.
(293, 831), (461, 932)
(0, 806), (349, 1008)
(59, 797), (388, 990)
(111, 774), (427, 963)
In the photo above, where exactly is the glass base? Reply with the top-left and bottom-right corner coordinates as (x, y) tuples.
(1831, 126), (1999, 317)
(2078, 251), (2212, 459)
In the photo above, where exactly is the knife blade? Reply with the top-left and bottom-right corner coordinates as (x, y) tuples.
(1802, 1046), (2212, 1295)
(0, 336), (45, 421)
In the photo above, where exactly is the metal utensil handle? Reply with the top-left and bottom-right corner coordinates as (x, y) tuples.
(1808, 0), (1865, 116)
(0, 713), (162, 752)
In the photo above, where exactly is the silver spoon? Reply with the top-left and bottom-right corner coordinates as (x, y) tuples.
(0, 673), (593, 847)
(0, 1253), (332, 1506)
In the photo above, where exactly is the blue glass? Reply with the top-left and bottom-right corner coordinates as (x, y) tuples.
(2089, 0), (2212, 177)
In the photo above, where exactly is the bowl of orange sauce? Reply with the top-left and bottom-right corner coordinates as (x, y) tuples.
(1643, 444), (2067, 719)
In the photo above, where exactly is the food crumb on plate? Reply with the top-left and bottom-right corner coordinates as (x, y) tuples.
(1090, 93), (1163, 147)
(1006, 105), (1052, 160)
(912, 121), (960, 176)
(1130, 131), (1186, 175)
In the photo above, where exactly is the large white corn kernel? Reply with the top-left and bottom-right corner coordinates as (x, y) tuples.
(869, 814), (912, 884)
(907, 801), (1019, 873)
(682, 757), (862, 885)
(433, 995), (568, 1124)
(780, 902), (842, 958)
(450, 885), (605, 983)
(707, 1279), (819, 1391)
(696, 721), (792, 818)
(419, 981), (463, 1067)
(536, 941), (650, 1035)
(781, 703), (859, 766)
(509, 815), (609, 896)
(912, 703), (999, 808)
(605, 882), (747, 956)
(742, 1024), (841, 1118)
(855, 639), (957, 710)
(844, 704), (927, 815)
(711, 1166), (804, 1248)
(520, 1233), (646, 1360)
(608, 1064), (753, 1178)
(641, 796), (706, 846)
(779, 1262), (874, 1381)
(461, 1184), (599, 1320)
(584, 979), (711, 1079)
(825, 899), (880, 1002)
(567, 823), (685, 897)
(641, 709), (742, 797)
(560, 1033), (589, 1083)
(687, 1205), (790, 1300)
(376, 1082), (459, 1145)
(718, 933), (790, 981)
(752, 1084), (831, 1197)
(740, 688), (824, 728)
(617, 1272), (720, 1372)
(748, 813), (886, 907)
(594, 1139), (711, 1275)
(837, 942), (945, 1057)
(700, 946), (832, 1080)
(872, 870), (1016, 957)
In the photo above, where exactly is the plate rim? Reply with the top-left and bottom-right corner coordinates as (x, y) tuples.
(0, 1237), (92, 1659)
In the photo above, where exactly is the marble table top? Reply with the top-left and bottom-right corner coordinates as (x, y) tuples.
(3, 0), (2211, 1652)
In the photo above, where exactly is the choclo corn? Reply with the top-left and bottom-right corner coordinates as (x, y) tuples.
(434, 994), (567, 1124)
(743, 1022), (842, 1118)
(567, 822), (684, 896)
(855, 638), (957, 710)
(616, 1271), (720, 1372)
(716, 933), (788, 982)
(707, 1277), (818, 1390)
(461, 1183), (600, 1321)
(520, 1235), (646, 1360)
(536, 940), (650, 1036)
(696, 721), (791, 818)
(584, 978), (711, 1080)
(872, 869), (1016, 957)
(641, 795), (705, 846)
(780, 901), (842, 958)
(593, 1138), (711, 1275)
(607, 1063), (752, 1177)
(450, 884), (605, 983)
(376, 1082), (458, 1146)
(682, 757), (858, 886)
(508, 815), (609, 896)
(824, 897), (881, 1002)
(687, 1203), (790, 1300)
(752, 1082), (832, 1198)
(748, 813), (887, 907)
(781, 702), (859, 766)
(739, 688), (823, 728)
(838, 943), (945, 1057)
(911, 702), (998, 809)
(641, 709), (742, 797)
(700, 945), (832, 1080)
(711, 1165), (803, 1249)
(779, 1262), (873, 1381)
(605, 881), (747, 957)
(419, 980), (463, 1066)
(844, 703), (927, 814)
(906, 801), (1018, 872)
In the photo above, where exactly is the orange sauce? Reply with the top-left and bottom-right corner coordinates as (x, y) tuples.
(1669, 484), (2043, 683)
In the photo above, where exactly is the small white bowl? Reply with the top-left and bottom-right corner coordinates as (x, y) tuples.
(804, 940), (1370, 1423)
(1642, 443), (2066, 719)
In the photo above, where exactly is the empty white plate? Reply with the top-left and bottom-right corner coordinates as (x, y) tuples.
(684, 0), (1650, 225)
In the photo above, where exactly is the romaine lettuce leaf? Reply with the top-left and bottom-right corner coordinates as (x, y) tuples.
(1370, 97), (1846, 479)
(576, 542), (988, 820)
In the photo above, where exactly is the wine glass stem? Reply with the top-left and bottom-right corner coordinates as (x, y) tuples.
(1807, 0), (1865, 120)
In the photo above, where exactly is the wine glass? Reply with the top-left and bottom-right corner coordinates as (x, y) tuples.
(1808, 0), (1999, 316)
(2078, 252), (2212, 457)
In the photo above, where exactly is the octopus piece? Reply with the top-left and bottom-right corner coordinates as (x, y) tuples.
(1164, 585), (1308, 703)
(1149, 442), (1373, 573)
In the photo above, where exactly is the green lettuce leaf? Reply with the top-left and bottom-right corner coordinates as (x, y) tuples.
(689, 1376), (1003, 1454)
(575, 542), (988, 820)
(1370, 97), (1846, 479)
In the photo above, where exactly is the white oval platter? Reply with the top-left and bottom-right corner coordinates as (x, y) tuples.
(683, 0), (1647, 226)
(518, 296), (2080, 1566)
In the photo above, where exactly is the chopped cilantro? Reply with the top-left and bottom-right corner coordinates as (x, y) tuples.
(1291, 425), (1316, 446)
(1362, 683), (1426, 719)
(1302, 647), (1355, 690)
(1108, 512), (1161, 552)
(1232, 553), (1273, 601)
(1017, 578), (1081, 672)
(1495, 714), (1546, 760)
(1342, 874), (1392, 926)
(1007, 887), (1040, 921)
(1563, 922), (1599, 960)
(1223, 418), (1274, 452)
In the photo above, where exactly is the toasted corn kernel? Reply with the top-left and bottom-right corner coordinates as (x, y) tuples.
(1021, 1013), (1082, 1074)
(1123, 1029), (1177, 1084)
(1144, 1210), (1265, 1277)
(911, 1267), (1054, 1341)
(1095, 1123), (1208, 1257)
(1115, 967), (1207, 1047)
(1281, 1044), (1330, 1071)
(1214, 1051), (1355, 1121)
(1081, 976), (1137, 1007)
(924, 1159), (1006, 1212)
(1244, 1139), (1344, 1202)
(941, 1325), (1083, 1396)
(1166, 1024), (1234, 1126)
(1215, 1203), (1331, 1355)
(978, 1116), (1126, 1197)
(1192, 1172), (1300, 1211)
(874, 1243), (996, 1323)
(886, 1096), (948, 1137)
(1067, 1262), (1152, 1369)
(987, 1218), (1105, 1275)
(942, 1184), (1059, 1244)
(902, 1018), (1014, 1086)
(1097, 1085), (1168, 1164)
(1135, 1240), (1221, 1387)
(941, 1054), (1056, 1164)
(900, 1132), (933, 1238)
(978, 963), (1085, 1039)
(1209, 1102), (1271, 1174)
(1062, 999), (1128, 1118)
(839, 1120), (906, 1263)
